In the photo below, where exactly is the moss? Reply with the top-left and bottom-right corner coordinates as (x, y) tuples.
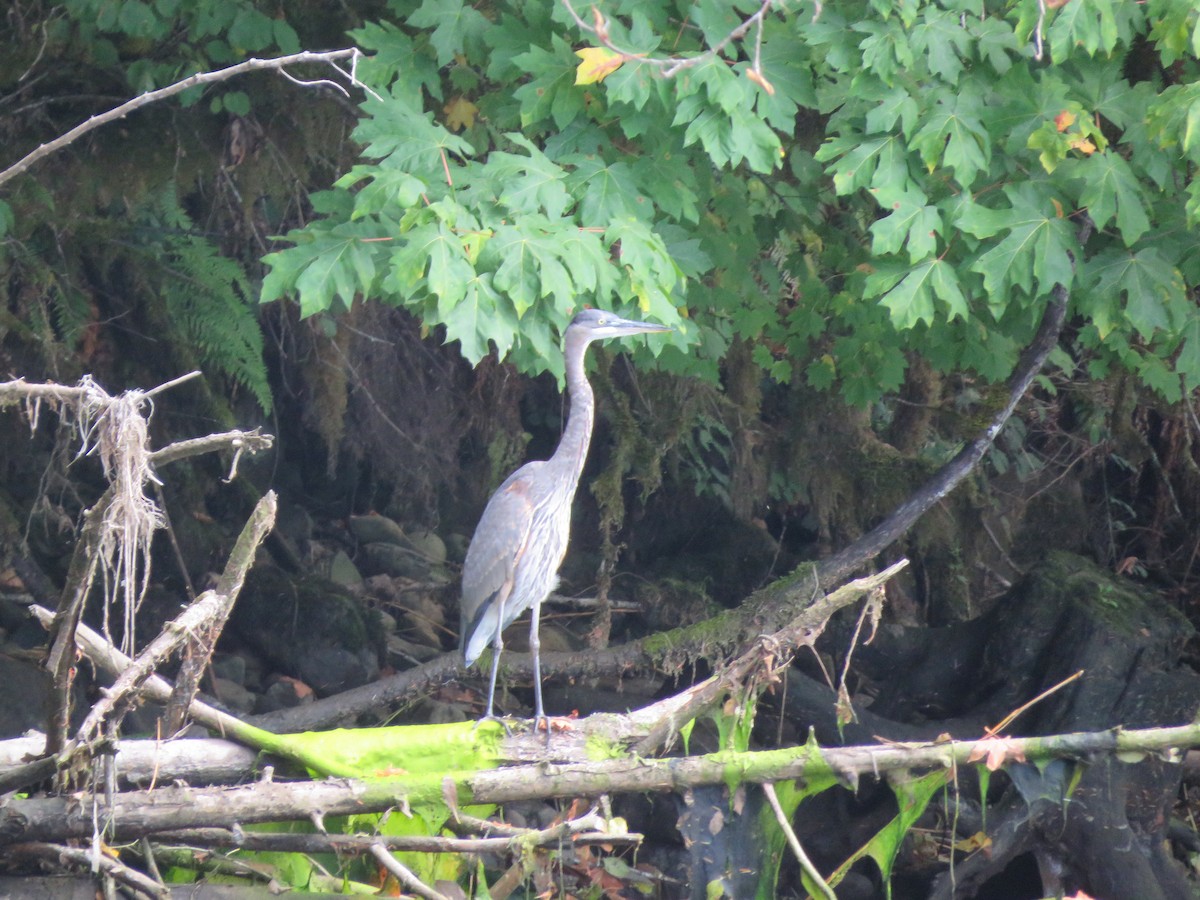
(1037, 550), (1192, 639)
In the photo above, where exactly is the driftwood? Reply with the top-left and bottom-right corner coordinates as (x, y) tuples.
(0, 734), (260, 788)
(3, 720), (1199, 844)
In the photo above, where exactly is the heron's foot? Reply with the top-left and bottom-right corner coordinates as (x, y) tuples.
(472, 714), (513, 736)
(529, 713), (576, 745)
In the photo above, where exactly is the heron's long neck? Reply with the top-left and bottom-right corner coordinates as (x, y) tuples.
(547, 329), (595, 496)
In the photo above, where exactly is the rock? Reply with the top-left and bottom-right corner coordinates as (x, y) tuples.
(328, 549), (364, 590)
(256, 676), (314, 714)
(212, 677), (256, 714)
(0, 653), (55, 738)
(210, 653), (246, 687)
(387, 633), (444, 665)
(444, 532), (470, 564)
(425, 699), (468, 724)
(361, 542), (430, 579)
(404, 530), (447, 566)
(374, 608), (397, 634)
(298, 646), (379, 696)
(229, 567), (386, 698)
(275, 501), (314, 547)
(348, 514), (407, 546)
(397, 591), (447, 648)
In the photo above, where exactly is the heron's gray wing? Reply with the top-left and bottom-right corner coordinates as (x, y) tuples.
(460, 463), (543, 664)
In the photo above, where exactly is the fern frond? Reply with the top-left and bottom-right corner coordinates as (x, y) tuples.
(133, 187), (273, 412)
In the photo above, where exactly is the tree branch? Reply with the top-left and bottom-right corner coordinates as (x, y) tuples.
(7, 842), (168, 898)
(3, 721), (1199, 845)
(0, 50), (366, 188)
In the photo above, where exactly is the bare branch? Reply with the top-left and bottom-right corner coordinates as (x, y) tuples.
(150, 813), (639, 854)
(0, 49), (365, 188)
(7, 842), (169, 898)
(163, 491), (278, 733)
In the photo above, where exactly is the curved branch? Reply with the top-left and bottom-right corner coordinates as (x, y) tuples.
(813, 282), (1069, 588)
(0, 49), (364, 189)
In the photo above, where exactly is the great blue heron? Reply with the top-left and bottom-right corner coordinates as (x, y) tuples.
(460, 308), (671, 730)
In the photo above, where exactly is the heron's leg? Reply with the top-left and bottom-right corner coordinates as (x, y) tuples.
(528, 598), (547, 740)
(484, 627), (504, 720)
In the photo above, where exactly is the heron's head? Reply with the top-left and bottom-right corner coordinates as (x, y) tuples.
(567, 308), (672, 340)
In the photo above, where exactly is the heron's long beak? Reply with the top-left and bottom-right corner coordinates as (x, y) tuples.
(610, 315), (673, 335)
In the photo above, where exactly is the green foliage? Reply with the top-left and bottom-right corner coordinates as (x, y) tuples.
(161, 722), (504, 890)
(134, 188), (272, 411)
(825, 770), (947, 895)
(258, 0), (1200, 402)
(757, 738), (842, 899)
(59, 0), (300, 98)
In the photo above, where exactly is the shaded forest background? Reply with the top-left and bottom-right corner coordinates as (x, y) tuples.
(4, 0), (1200, 897)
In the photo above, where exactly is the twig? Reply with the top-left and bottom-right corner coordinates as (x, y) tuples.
(985, 669), (1084, 736)
(151, 814), (639, 854)
(0, 50), (364, 188)
(7, 842), (169, 898)
(44, 486), (112, 756)
(58, 492), (277, 766)
(763, 782), (835, 900)
(142, 371), (202, 398)
(163, 491), (278, 734)
(148, 427), (274, 467)
(369, 841), (451, 900)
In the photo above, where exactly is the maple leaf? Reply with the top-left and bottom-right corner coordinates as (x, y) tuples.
(1069, 136), (1096, 155)
(967, 736), (1027, 771)
(574, 46), (624, 84)
(443, 95), (478, 132)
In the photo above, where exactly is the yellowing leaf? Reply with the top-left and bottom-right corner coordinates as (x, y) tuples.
(574, 46), (624, 84)
(1055, 110), (1076, 132)
(443, 96), (478, 132)
(952, 831), (992, 853)
(1069, 136), (1096, 155)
